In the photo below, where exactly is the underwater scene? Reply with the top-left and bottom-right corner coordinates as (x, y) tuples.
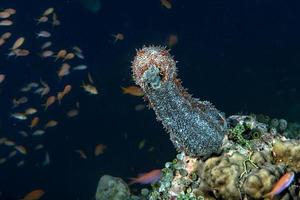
(0, 0), (300, 199)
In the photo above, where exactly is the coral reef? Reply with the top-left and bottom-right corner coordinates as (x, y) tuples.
(95, 46), (300, 200)
(143, 115), (300, 200)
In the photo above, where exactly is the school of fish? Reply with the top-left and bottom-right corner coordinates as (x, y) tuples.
(0, 2), (176, 199)
(0, 7), (101, 171)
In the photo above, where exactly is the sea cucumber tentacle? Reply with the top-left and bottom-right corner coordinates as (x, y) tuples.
(132, 46), (227, 157)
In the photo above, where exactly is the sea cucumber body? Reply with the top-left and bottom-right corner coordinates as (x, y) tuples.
(132, 46), (226, 157)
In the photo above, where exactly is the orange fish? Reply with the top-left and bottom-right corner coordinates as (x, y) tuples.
(29, 117), (39, 129)
(57, 63), (70, 79)
(112, 33), (124, 43)
(14, 145), (27, 155)
(75, 149), (87, 159)
(81, 82), (98, 95)
(9, 49), (30, 57)
(94, 144), (107, 156)
(167, 34), (178, 47)
(43, 96), (56, 110)
(35, 16), (48, 24)
(264, 171), (295, 199)
(1, 32), (12, 39)
(44, 120), (58, 129)
(121, 86), (144, 96)
(62, 84), (72, 95)
(161, 0), (172, 9)
(66, 109), (79, 118)
(129, 169), (162, 185)
(63, 53), (75, 61)
(22, 189), (45, 200)
(55, 49), (67, 61)
(0, 74), (5, 83)
(10, 37), (25, 50)
(0, 38), (5, 46)
(5, 8), (16, 15)
(0, 11), (10, 19)
(42, 7), (54, 16)
(0, 19), (13, 26)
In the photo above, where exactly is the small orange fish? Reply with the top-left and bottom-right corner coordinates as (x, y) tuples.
(94, 144), (107, 156)
(43, 7), (54, 16)
(55, 49), (67, 61)
(66, 109), (79, 118)
(1, 32), (12, 39)
(75, 149), (87, 159)
(0, 19), (13, 26)
(263, 171), (295, 199)
(4, 140), (15, 146)
(167, 34), (178, 47)
(44, 120), (58, 129)
(43, 96), (56, 110)
(5, 8), (16, 15)
(129, 169), (162, 185)
(14, 145), (27, 155)
(25, 107), (37, 115)
(22, 189), (45, 200)
(9, 49), (30, 57)
(0, 38), (5, 46)
(63, 53), (75, 61)
(40, 50), (54, 58)
(121, 86), (144, 96)
(10, 37), (25, 50)
(0, 11), (10, 19)
(112, 33), (124, 43)
(62, 84), (72, 95)
(29, 117), (39, 129)
(161, 0), (172, 9)
(57, 63), (70, 79)
(81, 82), (98, 95)
(0, 74), (5, 83)
(35, 16), (48, 24)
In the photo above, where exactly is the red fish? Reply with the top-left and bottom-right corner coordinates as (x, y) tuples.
(129, 169), (161, 185)
(264, 171), (295, 199)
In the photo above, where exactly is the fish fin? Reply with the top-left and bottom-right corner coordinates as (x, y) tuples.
(263, 192), (274, 200)
(121, 87), (127, 94)
(128, 178), (137, 185)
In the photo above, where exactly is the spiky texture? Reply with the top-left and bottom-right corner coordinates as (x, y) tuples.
(131, 46), (227, 157)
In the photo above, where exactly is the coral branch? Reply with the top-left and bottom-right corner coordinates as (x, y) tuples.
(131, 46), (227, 157)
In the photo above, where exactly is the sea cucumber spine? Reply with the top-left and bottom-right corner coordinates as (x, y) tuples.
(132, 46), (227, 157)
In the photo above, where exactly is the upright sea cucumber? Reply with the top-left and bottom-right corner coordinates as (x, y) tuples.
(131, 46), (227, 157)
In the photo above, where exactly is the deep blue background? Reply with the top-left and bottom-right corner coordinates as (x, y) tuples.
(0, 0), (300, 199)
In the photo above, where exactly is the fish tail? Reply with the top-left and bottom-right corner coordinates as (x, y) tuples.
(121, 87), (127, 94)
(128, 178), (137, 185)
(263, 192), (274, 200)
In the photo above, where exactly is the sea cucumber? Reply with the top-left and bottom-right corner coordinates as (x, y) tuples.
(131, 46), (227, 157)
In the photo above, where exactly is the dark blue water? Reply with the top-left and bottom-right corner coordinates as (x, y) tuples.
(0, 0), (299, 199)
